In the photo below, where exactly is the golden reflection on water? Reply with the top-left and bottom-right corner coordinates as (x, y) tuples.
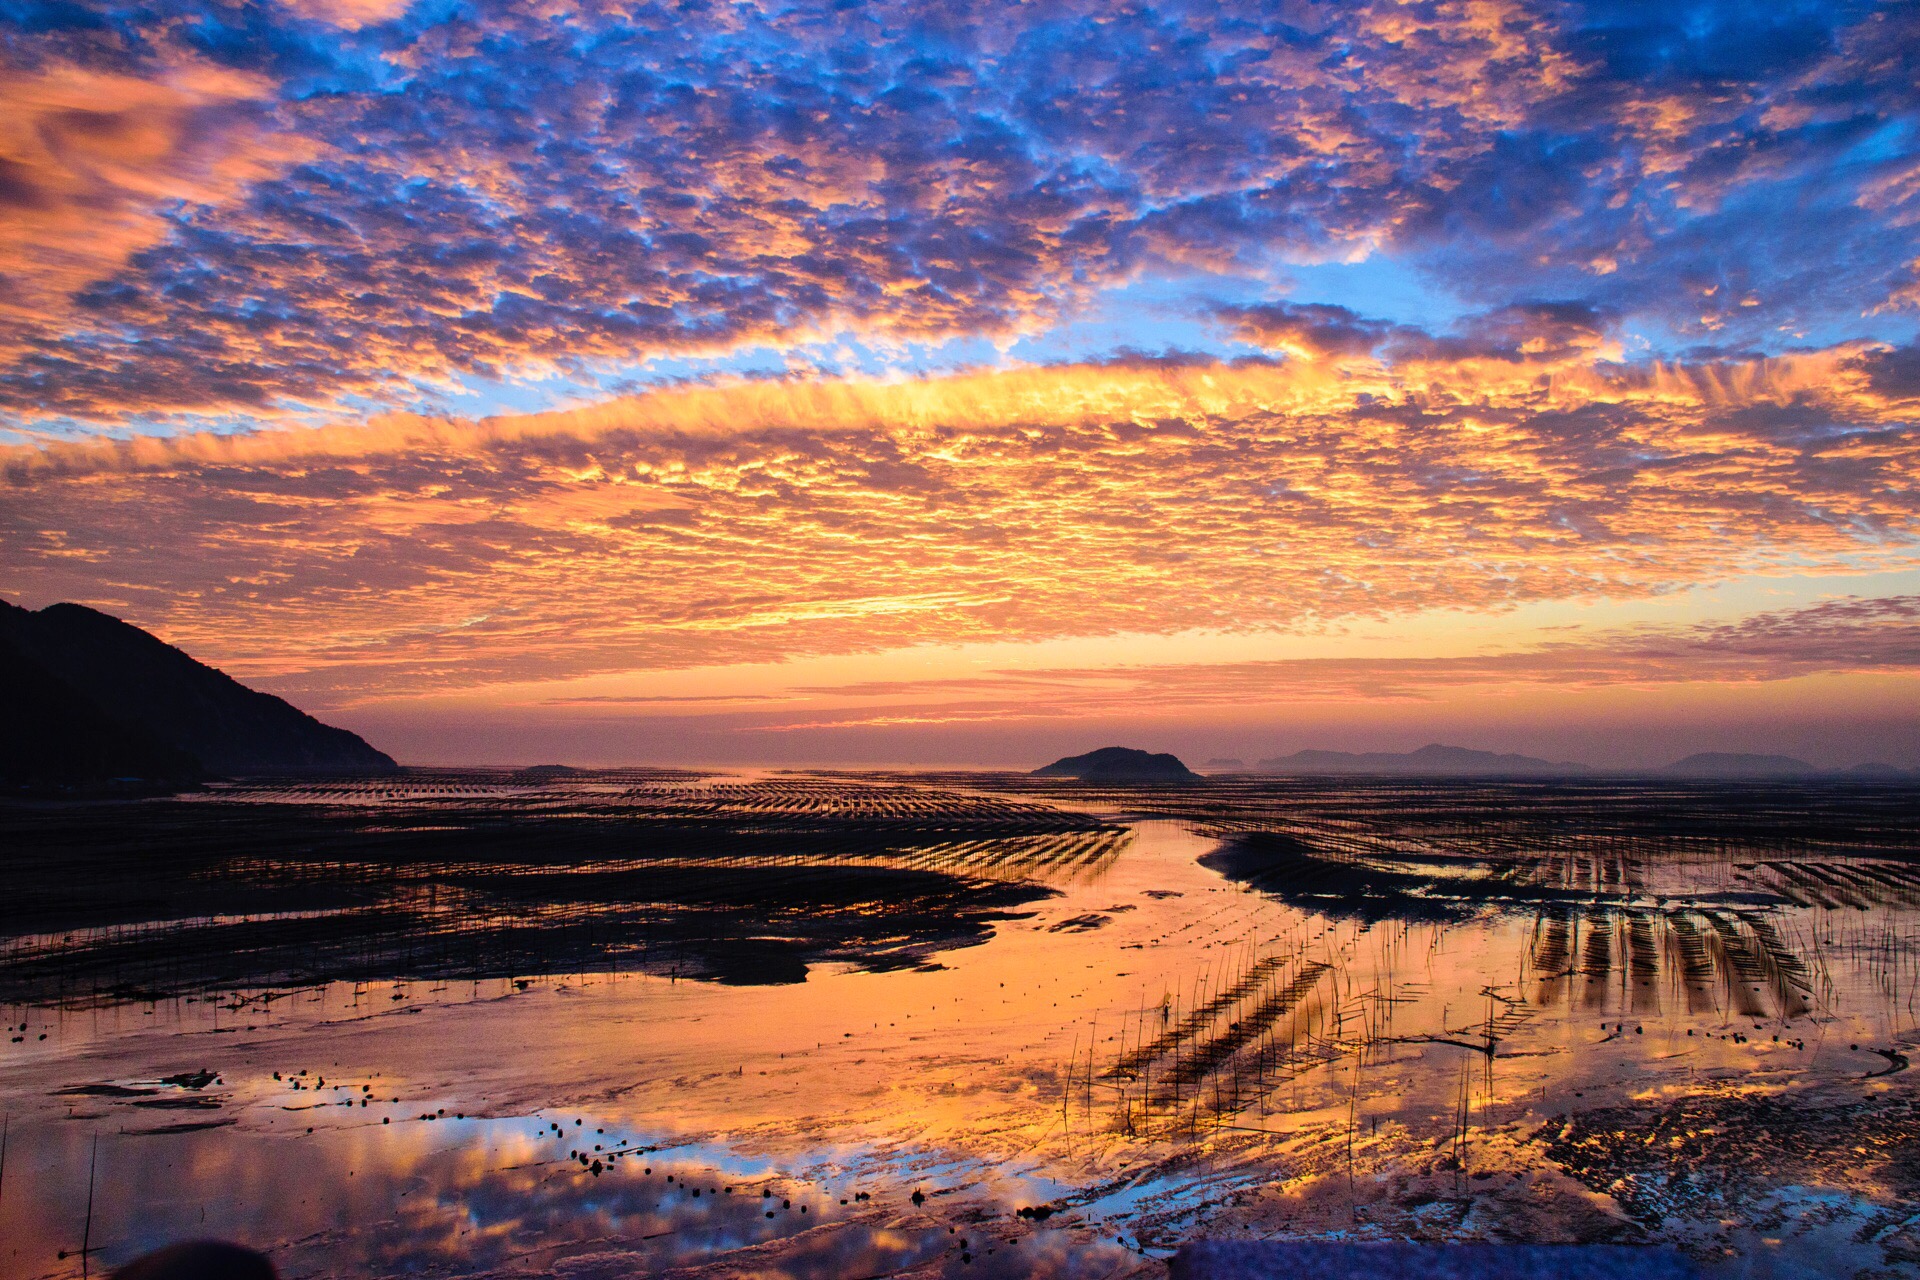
(3, 780), (1920, 1278)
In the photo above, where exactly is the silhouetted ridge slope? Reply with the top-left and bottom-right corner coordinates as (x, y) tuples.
(1034, 747), (1199, 782)
(0, 598), (396, 782)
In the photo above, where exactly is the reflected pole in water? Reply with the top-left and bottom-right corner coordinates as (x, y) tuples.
(83, 1132), (99, 1278)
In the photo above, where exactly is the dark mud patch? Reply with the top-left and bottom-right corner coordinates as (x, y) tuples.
(1198, 831), (1790, 925)
(125, 1118), (237, 1135)
(56, 1083), (155, 1098)
(1, 857), (1050, 1001)
(1199, 833), (1489, 923)
(1541, 1087), (1920, 1229)
(0, 772), (1108, 1003)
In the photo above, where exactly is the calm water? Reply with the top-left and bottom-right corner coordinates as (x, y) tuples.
(3, 773), (1919, 1279)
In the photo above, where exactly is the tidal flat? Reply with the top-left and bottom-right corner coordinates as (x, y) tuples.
(3, 772), (1919, 1278)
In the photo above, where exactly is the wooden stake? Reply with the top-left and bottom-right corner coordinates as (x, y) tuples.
(81, 1132), (99, 1278)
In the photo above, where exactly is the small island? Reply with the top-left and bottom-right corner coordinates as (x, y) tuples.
(1031, 746), (1200, 783)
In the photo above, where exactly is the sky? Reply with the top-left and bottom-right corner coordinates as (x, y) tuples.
(3, 0), (1920, 768)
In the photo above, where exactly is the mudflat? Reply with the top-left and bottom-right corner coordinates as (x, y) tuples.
(2, 771), (1917, 1278)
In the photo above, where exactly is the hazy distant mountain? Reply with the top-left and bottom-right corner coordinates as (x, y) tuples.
(1842, 762), (1918, 780)
(1, 598), (397, 787)
(1658, 752), (1820, 779)
(1033, 746), (1200, 782)
(1634, 753), (1916, 780)
(1205, 757), (1248, 770)
(1256, 743), (1593, 777)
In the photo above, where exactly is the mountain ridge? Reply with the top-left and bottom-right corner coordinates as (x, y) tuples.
(1256, 743), (1593, 777)
(2, 597), (398, 789)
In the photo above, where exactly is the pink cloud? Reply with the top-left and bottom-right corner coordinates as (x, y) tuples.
(0, 58), (311, 329)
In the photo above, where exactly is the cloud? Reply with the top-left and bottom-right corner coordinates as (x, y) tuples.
(0, 56), (309, 325)
(277, 0), (413, 29)
(1213, 303), (1404, 360)
(0, 0), (1916, 423)
(1852, 342), (1920, 400)
(5, 345), (1918, 702)
(4, 0), (1919, 738)
(738, 593), (1920, 728)
(1220, 299), (1621, 364)
(539, 693), (778, 706)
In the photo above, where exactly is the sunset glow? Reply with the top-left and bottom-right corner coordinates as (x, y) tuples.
(15, 9), (1920, 1278)
(5, 0), (1919, 767)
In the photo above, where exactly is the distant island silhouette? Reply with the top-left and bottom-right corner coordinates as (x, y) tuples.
(1249, 743), (1912, 780)
(1659, 751), (1823, 779)
(1257, 743), (1593, 778)
(2, 597), (397, 791)
(1034, 746), (1200, 783)
(508, 764), (583, 785)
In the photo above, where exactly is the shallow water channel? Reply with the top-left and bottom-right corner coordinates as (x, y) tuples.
(3, 773), (1919, 1278)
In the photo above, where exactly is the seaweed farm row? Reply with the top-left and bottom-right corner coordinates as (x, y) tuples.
(911, 771), (1920, 864)
(988, 776), (1920, 1172)
(0, 772), (1130, 1003)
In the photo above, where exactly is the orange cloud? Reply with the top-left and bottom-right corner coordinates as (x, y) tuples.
(0, 58), (311, 326)
(736, 593), (1920, 728)
(5, 342), (1919, 713)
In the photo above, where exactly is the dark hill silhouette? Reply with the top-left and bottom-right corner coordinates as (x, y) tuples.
(1033, 746), (1199, 782)
(1, 598), (397, 786)
(1257, 743), (1592, 777)
(1, 632), (204, 788)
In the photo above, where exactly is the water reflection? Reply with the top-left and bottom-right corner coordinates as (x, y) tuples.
(0, 1113), (1136, 1279)
(2, 776), (1919, 1278)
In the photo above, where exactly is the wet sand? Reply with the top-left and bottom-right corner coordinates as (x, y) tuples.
(2, 773), (1918, 1278)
